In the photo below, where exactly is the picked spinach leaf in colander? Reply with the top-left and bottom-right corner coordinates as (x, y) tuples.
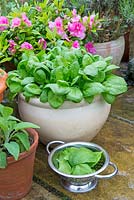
(52, 147), (103, 175)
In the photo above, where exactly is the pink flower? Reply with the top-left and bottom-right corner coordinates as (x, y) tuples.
(85, 42), (96, 54)
(72, 40), (80, 48)
(89, 15), (95, 28)
(71, 9), (80, 22)
(83, 16), (88, 24)
(0, 16), (9, 31)
(48, 21), (55, 29)
(21, 13), (32, 27)
(71, 15), (80, 23)
(54, 17), (63, 29)
(49, 17), (65, 38)
(21, 42), (33, 50)
(38, 38), (47, 49)
(72, 9), (77, 16)
(68, 21), (86, 39)
(8, 40), (17, 54)
(11, 17), (21, 28)
(36, 6), (42, 12)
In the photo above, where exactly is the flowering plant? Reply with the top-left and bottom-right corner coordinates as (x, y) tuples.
(0, 0), (101, 66)
(48, 9), (100, 53)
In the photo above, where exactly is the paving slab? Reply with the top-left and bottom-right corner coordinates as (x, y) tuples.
(22, 182), (61, 200)
(111, 87), (134, 123)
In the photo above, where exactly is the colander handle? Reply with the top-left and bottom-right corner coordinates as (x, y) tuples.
(95, 162), (118, 179)
(46, 141), (65, 154)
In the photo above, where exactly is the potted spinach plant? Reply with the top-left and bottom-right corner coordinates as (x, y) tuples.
(0, 104), (39, 200)
(6, 45), (127, 144)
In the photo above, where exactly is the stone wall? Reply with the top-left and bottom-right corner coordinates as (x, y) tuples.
(129, 27), (134, 59)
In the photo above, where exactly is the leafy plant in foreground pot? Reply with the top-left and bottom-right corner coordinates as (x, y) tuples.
(0, 104), (40, 200)
(7, 45), (127, 107)
(6, 44), (127, 143)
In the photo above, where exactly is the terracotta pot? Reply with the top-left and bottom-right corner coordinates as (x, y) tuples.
(94, 36), (125, 65)
(0, 68), (8, 102)
(0, 128), (39, 200)
(18, 94), (111, 144)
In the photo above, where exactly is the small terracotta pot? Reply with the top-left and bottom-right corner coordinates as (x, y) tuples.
(0, 68), (8, 102)
(0, 128), (39, 200)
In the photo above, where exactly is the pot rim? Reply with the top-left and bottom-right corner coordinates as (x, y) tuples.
(7, 128), (39, 165)
(19, 93), (108, 110)
(94, 35), (125, 47)
(48, 141), (110, 179)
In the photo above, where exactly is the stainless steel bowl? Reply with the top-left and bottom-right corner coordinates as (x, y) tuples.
(46, 141), (118, 193)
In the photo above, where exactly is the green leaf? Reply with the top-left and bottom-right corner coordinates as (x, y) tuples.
(21, 77), (35, 85)
(71, 76), (80, 86)
(8, 116), (21, 122)
(93, 71), (105, 82)
(55, 67), (64, 80)
(0, 152), (7, 168)
(102, 93), (116, 104)
(0, 57), (12, 64)
(14, 122), (40, 131)
(13, 132), (30, 151)
(0, 104), (13, 118)
(104, 56), (113, 65)
(23, 91), (35, 99)
(58, 160), (72, 174)
(104, 65), (120, 72)
(24, 84), (41, 95)
(0, 117), (8, 133)
(4, 142), (20, 160)
(8, 82), (23, 94)
(85, 96), (94, 104)
(84, 65), (98, 76)
(103, 75), (127, 95)
(83, 82), (105, 97)
(72, 164), (94, 175)
(70, 61), (80, 79)
(46, 27), (56, 40)
(48, 90), (64, 109)
(33, 68), (46, 84)
(57, 80), (69, 87)
(89, 61), (107, 70)
(40, 89), (48, 103)
(18, 60), (28, 78)
(69, 147), (101, 166)
(82, 54), (93, 67)
(45, 83), (70, 95)
(66, 87), (83, 103)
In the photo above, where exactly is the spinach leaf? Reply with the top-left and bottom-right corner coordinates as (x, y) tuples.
(103, 75), (127, 95)
(72, 164), (95, 175)
(48, 90), (64, 108)
(53, 146), (103, 175)
(66, 87), (83, 103)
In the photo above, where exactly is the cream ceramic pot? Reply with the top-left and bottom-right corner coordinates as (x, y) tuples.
(18, 94), (111, 144)
(94, 36), (125, 65)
